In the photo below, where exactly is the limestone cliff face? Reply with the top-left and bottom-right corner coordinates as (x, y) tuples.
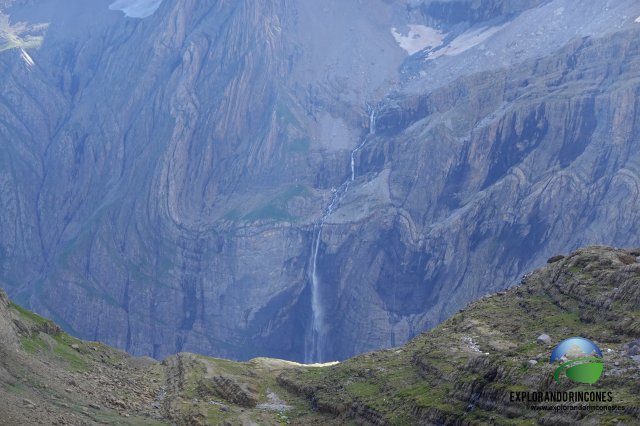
(1, 0), (640, 362)
(319, 30), (640, 359)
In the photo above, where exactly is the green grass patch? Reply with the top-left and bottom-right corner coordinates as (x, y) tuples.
(396, 383), (431, 400)
(425, 355), (459, 375)
(18, 331), (88, 371)
(489, 382), (528, 393)
(206, 405), (233, 424)
(6, 381), (25, 396)
(346, 381), (380, 398)
(200, 356), (249, 376)
(19, 335), (49, 353)
(516, 342), (539, 355)
(244, 204), (291, 222)
(243, 185), (310, 223)
(402, 383), (455, 411)
(9, 302), (50, 326)
(52, 334), (89, 371)
(541, 312), (580, 330)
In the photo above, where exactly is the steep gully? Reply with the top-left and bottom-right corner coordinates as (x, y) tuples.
(305, 104), (378, 363)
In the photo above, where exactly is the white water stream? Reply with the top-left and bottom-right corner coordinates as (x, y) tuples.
(304, 105), (378, 363)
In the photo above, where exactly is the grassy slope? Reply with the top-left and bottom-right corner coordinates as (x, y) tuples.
(0, 290), (332, 425)
(1, 246), (639, 425)
(0, 298), (168, 425)
(278, 246), (640, 425)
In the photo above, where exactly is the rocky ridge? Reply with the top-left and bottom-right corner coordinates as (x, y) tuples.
(0, 246), (639, 425)
(279, 246), (640, 425)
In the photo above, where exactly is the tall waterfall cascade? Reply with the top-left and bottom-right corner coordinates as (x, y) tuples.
(304, 104), (378, 363)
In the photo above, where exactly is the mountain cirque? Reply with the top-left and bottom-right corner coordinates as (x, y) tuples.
(1, 0), (640, 363)
(0, 246), (638, 425)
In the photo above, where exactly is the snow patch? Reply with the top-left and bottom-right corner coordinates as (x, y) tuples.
(428, 24), (507, 60)
(636, 16), (640, 23)
(391, 23), (506, 60)
(391, 25), (444, 55)
(109, 0), (164, 18)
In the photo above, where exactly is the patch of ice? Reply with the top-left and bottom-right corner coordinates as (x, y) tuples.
(391, 22), (507, 59)
(428, 24), (507, 60)
(391, 25), (444, 55)
(109, 0), (164, 19)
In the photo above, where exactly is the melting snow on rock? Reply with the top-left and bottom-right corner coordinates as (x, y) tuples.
(109, 0), (163, 18)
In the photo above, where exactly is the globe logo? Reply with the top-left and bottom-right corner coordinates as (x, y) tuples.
(550, 337), (604, 384)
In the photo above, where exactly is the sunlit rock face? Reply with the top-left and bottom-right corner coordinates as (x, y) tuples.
(109, 0), (163, 18)
(0, 0), (640, 363)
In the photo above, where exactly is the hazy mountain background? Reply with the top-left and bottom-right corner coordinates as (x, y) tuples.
(1, 0), (639, 363)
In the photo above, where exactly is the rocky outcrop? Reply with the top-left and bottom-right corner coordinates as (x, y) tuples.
(279, 246), (640, 425)
(0, 288), (60, 353)
(0, 289), (19, 353)
(0, 247), (639, 425)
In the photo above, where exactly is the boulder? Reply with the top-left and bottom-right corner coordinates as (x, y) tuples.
(625, 340), (640, 357)
(537, 334), (551, 345)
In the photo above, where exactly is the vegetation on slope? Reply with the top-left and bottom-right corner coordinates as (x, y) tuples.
(278, 246), (640, 425)
(0, 246), (639, 425)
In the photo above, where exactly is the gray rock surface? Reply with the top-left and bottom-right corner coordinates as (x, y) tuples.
(625, 340), (640, 356)
(536, 334), (551, 345)
(0, 0), (640, 362)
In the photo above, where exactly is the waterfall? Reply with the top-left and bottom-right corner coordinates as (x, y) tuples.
(369, 106), (377, 135)
(304, 188), (340, 363)
(306, 225), (324, 363)
(351, 105), (377, 181)
(305, 103), (379, 364)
